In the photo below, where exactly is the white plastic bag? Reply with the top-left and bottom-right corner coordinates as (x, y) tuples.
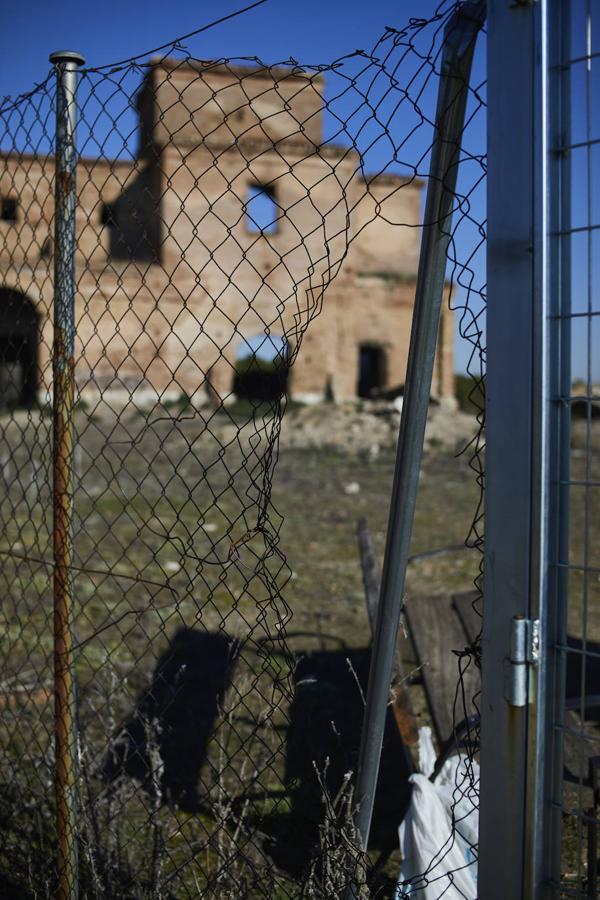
(396, 727), (479, 899)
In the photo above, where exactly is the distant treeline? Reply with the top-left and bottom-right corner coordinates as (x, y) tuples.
(454, 375), (599, 419)
(233, 353), (289, 402)
(455, 373), (485, 415)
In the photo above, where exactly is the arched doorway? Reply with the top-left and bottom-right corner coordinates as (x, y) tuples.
(357, 343), (386, 398)
(0, 289), (39, 410)
(233, 334), (289, 402)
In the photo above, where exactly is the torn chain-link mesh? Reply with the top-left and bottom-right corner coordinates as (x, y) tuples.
(0, 2), (485, 896)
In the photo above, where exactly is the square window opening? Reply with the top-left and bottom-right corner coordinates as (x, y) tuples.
(1, 197), (18, 223)
(100, 202), (114, 226)
(246, 184), (278, 235)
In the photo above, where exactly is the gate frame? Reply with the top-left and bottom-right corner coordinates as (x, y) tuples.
(480, 1), (570, 897)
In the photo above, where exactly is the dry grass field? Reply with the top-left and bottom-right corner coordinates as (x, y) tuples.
(0, 399), (483, 897)
(3, 401), (597, 895)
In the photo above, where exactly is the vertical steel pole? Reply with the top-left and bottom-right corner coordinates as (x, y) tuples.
(50, 48), (84, 900)
(350, 0), (485, 859)
(526, 0), (571, 894)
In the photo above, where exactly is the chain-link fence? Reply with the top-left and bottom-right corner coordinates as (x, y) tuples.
(0, 2), (486, 897)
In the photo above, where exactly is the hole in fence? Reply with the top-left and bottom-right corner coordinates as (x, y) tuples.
(233, 334), (289, 402)
(0, 289), (38, 410)
(357, 343), (387, 398)
(246, 184), (278, 234)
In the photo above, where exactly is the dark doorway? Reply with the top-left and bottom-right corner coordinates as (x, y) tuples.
(357, 344), (386, 398)
(0, 289), (38, 410)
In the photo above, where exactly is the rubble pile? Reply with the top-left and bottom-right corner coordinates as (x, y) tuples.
(279, 400), (478, 456)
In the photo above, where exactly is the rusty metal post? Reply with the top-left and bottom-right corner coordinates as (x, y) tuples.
(50, 48), (84, 900)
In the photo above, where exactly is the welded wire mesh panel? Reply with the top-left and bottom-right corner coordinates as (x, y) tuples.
(0, 3), (486, 897)
(550, 1), (600, 895)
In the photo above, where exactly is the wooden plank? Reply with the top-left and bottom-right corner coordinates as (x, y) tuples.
(404, 594), (480, 747)
(356, 517), (419, 746)
(452, 590), (482, 648)
(357, 516), (381, 637)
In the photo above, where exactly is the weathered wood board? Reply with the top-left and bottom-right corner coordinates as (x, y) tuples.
(452, 590), (482, 648)
(404, 594), (481, 747)
(356, 517), (419, 746)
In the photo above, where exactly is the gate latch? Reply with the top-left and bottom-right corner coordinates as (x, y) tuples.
(505, 615), (540, 708)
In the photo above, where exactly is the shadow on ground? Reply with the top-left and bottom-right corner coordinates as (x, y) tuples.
(263, 638), (412, 888)
(102, 627), (235, 810)
(102, 627), (410, 890)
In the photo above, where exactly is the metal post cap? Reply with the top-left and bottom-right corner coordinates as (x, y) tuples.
(49, 50), (85, 66)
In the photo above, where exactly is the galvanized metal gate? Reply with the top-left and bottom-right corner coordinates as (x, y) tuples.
(480, 0), (599, 896)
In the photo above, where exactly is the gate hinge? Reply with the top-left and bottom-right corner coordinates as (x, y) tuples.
(505, 616), (540, 707)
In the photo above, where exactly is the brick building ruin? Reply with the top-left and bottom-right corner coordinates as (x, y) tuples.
(0, 59), (454, 408)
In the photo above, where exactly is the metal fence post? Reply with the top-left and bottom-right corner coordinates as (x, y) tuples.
(478, 0), (559, 894)
(349, 0), (485, 863)
(50, 48), (84, 900)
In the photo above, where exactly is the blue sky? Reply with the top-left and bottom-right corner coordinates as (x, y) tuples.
(2, 1), (447, 89)
(2, 0), (487, 377)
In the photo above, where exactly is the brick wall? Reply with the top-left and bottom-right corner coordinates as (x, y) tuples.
(0, 60), (454, 405)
